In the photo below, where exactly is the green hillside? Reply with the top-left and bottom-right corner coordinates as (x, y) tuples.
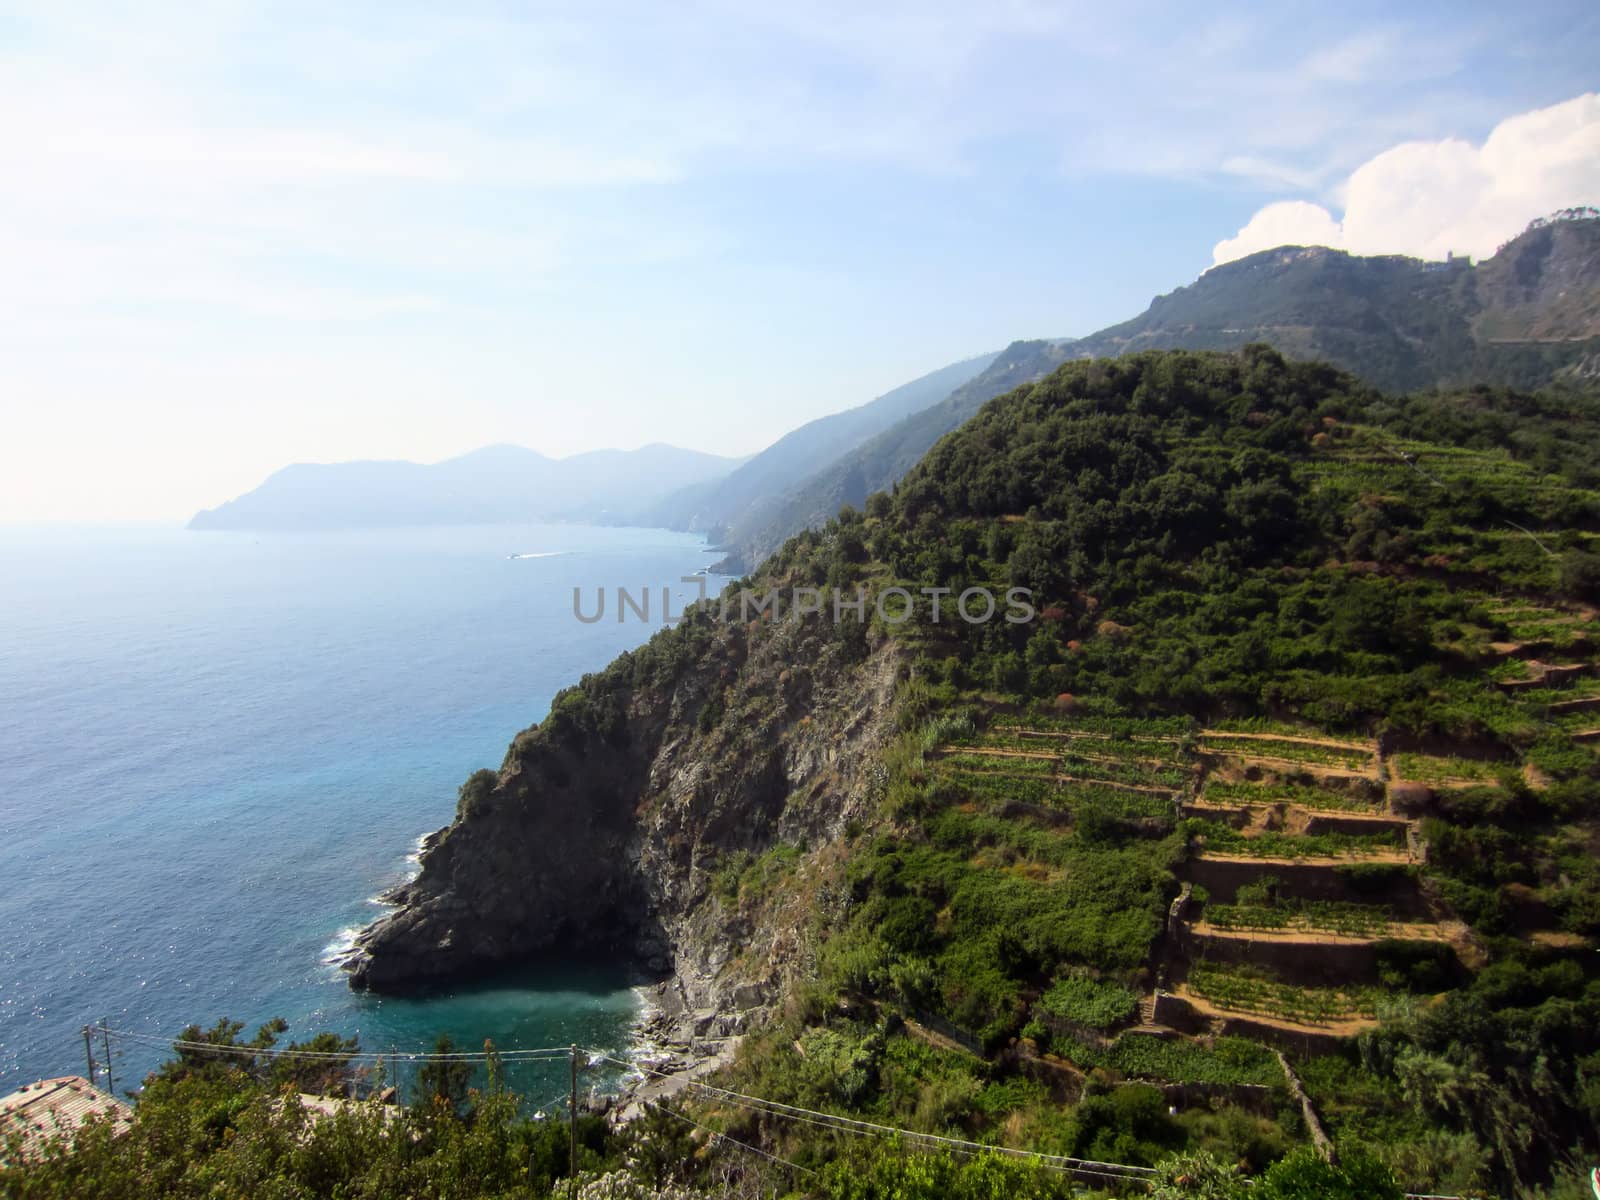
(701, 346), (1600, 1195)
(15, 348), (1600, 1198)
(720, 216), (1600, 573)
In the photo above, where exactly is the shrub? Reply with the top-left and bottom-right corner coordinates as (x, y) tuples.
(1255, 1147), (1403, 1200)
(1036, 974), (1139, 1031)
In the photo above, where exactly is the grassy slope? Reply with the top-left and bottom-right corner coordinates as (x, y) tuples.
(714, 346), (1600, 1196)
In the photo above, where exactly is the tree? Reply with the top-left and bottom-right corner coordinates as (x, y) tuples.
(1558, 550), (1600, 602)
(1150, 1149), (1246, 1200)
(1255, 1148), (1403, 1200)
(413, 1032), (473, 1116)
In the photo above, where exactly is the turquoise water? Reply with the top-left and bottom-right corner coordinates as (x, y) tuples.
(0, 523), (724, 1104)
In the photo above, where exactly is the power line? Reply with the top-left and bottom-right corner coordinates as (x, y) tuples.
(642, 1098), (817, 1179)
(593, 1054), (1155, 1183)
(98, 1025), (571, 1064)
(81, 1029), (1467, 1197)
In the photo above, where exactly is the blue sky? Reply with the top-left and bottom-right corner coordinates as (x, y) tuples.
(2, 0), (1598, 521)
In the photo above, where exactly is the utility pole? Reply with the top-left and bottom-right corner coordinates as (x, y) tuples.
(568, 1045), (579, 1199)
(101, 1022), (114, 1096)
(83, 1026), (96, 1087)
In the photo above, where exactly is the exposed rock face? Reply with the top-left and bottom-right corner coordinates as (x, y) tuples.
(347, 606), (903, 1032)
(1470, 216), (1600, 342)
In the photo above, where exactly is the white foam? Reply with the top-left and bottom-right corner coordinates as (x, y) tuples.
(507, 551), (567, 560)
(616, 984), (672, 1085)
(319, 926), (362, 965)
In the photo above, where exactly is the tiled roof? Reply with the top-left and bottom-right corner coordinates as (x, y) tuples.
(0, 1076), (133, 1160)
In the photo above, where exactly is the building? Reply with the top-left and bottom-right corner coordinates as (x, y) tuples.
(0, 1076), (133, 1161)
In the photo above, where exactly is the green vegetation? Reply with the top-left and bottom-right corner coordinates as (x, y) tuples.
(27, 348), (1599, 1196)
(1207, 718), (1371, 743)
(1, 1021), (622, 1200)
(1199, 780), (1380, 812)
(1199, 736), (1373, 771)
(1078, 1034), (1283, 1087)
(1182, 817), (1404, 860)
(1187, 964), (1383, 1026)
(1204, 897), (1398, 938)
(757, 347), (1600, 1194)
(1035, 973), (1139, 1031)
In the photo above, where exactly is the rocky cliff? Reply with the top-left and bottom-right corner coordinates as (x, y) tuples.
(346, 595), (904, 1035)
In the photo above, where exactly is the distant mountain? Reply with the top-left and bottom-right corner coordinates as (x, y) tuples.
(187, 443), (745, 531)
(1066, 211), (1600, 392)
(709, 213), (1600, 570)
(719, 340), (1075, 568)
(637, 352), (996, 537)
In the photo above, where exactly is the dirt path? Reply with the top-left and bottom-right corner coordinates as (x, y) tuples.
(903, 1017), (981, 1059)
(1191, 849), (1411, 866)
(1187, 920), (1450, 946)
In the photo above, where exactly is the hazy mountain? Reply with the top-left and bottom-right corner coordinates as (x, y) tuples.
(1066, 210), (1600, 392)
(719, 340), (1077, 568)
(187, 443), (745, 531)
(638, 352), (997, 536)
(710, 213), (1600, 570)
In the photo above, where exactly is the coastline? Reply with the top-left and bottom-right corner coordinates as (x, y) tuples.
(611, 980), (742, 1121)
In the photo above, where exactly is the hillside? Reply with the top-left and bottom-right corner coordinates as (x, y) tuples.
(709, 215), (1600, 572)
(348, 347), (1600, 1196)
(640, 351), (997, 537)
(1073, 213), (1600, 391)
(186, 442), (744, 531)
(714, 340), (1077, 569)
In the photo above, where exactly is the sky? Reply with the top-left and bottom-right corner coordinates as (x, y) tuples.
(2, 0), (1598, 523)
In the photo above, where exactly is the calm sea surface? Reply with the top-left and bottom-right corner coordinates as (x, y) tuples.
(0, 522), (724, 1103)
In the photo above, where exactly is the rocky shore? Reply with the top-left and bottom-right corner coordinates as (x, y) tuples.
(343, 610), (904, 1081)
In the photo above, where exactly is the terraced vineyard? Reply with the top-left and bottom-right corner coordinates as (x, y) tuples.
(1184, 965), (1382, 1027)
(1154, 713), (1467, 1041)
(1198, 780), (1382, 813)
(934, 750), (1189, 791)
(1486, 601), (1600, 644)
(1202, 899), (1401, 938)
(1198, 733), (1376, 773)
(1388, 752), (1511, 787)
(739, 353), (1600, 1197)
(1057, 1031), (1284, 1087)
(927, 762), (1176, 819)
(932, 721), (1200, 797)
(1204, 718), (1370, 744)
(1182, 817), (1404, 860)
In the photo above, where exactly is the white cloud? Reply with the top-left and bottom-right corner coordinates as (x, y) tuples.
(1213, 92), (1600, 265)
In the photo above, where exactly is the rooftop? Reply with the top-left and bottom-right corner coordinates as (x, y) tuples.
(0, 1076), (133, 1161)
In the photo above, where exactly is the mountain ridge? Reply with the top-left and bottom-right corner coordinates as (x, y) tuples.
(187, 442), (745, 531)
(706, 215), (1600, 570)
(638, 352), (998, 538)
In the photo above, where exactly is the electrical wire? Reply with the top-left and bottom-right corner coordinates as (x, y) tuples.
(593, 1054), (1155, 1181)
(87, 1028), (1469, 1196)
(642, 1098), (817, 1178)
(98, 1025), (571, 1064)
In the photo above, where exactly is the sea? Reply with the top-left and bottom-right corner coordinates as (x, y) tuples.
(0, 522), (727, 1107)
